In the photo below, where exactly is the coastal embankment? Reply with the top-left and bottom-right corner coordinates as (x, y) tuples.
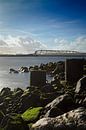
(0, 59), (86, 130)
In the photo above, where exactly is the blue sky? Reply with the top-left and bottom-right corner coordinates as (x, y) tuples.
(0, 0), (86, 54)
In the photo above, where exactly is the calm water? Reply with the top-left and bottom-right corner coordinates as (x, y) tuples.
(0, 56), (85, 90)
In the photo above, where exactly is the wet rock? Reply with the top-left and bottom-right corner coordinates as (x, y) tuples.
(32, 107), (86, 130)
(33, 65), (39, 70)
(51, 61), (65, 75)
(0, 88), (11, 97)
(20, 66), (29, 72)
(12, 88), (24, 98)
(0, 111), (4, 124)
(21, 107), (43, 123)
(0, 113), (28, 130)
(41, 84), (55, 93)
(9, 68), (19, 73)
(75, 76), (86, 94)
(82, 97), (86, 107)
(43, 94), (75, 117)
(20, 90), (41, 112)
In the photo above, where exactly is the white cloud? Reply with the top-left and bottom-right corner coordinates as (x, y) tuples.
(0, 35), (47, 54)
(0, 35), (86, 54)
(54, 36), (86, 52)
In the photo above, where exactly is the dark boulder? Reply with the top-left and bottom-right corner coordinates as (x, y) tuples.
(0, 113), (28, 130)
(9, 68), (19, 73)
(0, 111), (4, 124)
(43, 94), (75, 117)
(12, 88), (24, 98)
(19, 90), (41, 112)
(75, 76), (86, 94)
(41, 84), (55, 93)
(0, 88), (11, 97)
(51, 61), (65, 75)
(20, 67), (29, 72)
(82, 97), (86, 107)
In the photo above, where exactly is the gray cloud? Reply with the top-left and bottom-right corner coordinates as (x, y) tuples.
(0, 40), (8, 46)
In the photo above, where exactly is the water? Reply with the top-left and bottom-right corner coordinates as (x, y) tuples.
(0, 56), (85, 90)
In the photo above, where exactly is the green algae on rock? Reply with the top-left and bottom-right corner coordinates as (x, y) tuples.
(22, 107), (43, 122)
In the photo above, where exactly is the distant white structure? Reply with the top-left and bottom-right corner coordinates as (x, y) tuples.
(34, 50), (81, 55)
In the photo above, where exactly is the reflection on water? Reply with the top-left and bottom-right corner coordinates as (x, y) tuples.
(0, 72), (30, 90)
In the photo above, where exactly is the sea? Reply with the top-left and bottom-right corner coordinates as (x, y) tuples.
(0, 56), (85, 90)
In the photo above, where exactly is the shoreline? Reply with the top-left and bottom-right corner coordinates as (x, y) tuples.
(0, 59), (86, 130)
(0, 53), (86, 57)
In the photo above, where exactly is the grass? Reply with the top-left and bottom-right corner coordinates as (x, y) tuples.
(21, 107), (42, 122)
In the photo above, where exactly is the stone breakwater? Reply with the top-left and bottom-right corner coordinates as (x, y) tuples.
(0, 61), (86, 130)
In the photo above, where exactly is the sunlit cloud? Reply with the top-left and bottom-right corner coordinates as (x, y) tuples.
(0, 35), (47, 54)
(54, 36), (86, 52)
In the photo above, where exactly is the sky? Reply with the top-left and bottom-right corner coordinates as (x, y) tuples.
(0, 0), (86, 54)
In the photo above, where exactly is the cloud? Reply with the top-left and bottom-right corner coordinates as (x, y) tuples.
(0, 40), (8, 46)
(0, 35), (85, 54)
(54, 36), (86, 52)
(0, 35), (47, 54)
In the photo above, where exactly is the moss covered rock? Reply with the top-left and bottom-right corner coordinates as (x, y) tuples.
(21, 107), (42, 123)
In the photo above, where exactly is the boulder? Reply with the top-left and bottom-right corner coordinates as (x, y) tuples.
(20, 67), (29, 72)
(20, 91), (41, 112)
(82, 97), (86, 107)
(32, 107), (86, 130)
(41, 84), (55, 93)
(0, 111), (4, 124)
(21, 107), (42, 123)
(43, 94), (75, 117)
(9, 68), (19, 73)
(75, 76), (86, 94)
(0, 113), (28, 130)
(0, 88), (11, 97)
(51, 61), (64, 75)
(51, 74), (60, 85)
(12, 89), (23, 98)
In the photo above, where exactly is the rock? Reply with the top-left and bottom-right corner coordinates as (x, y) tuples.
(29, 66), (34, 71)
(0, 102), (7, 114)
(82, 97), (86, 107)
(33, 65), (39, 70)
(9, 68), (19, 73)
(32, 107), (86, 130)
(21, 107), (43, 123)
(51, 61), (65, 75)
(20, 91), (41, 112)
(50, 74), (63, 89)
(75, 76), (86, 94)
(41, 84), (55, 93)
(20, 67), (29, 72)
(12, 88), (23, 98)
(51, 74), (60, 85)
(43, 94), (75, 117)
(0, 113), (28, 130)
(0, 111), (4, 124)
(14, 88), (24, 93)
(0, 88), (11, 97)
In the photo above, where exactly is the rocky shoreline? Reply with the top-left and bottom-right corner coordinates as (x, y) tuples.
(0, 61), (86, 130)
